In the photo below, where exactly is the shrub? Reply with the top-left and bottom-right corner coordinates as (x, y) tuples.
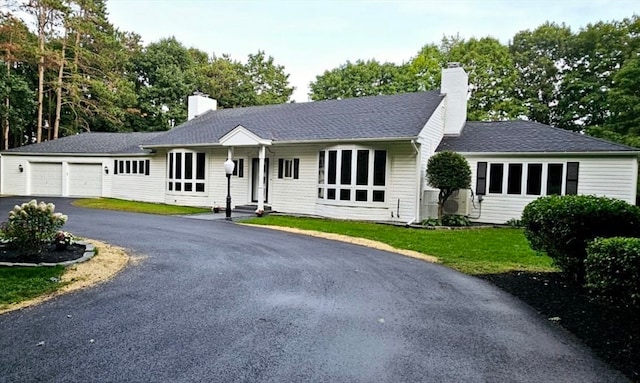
(441, 214), (471, 227)
(521, 195), (640, 283)
(586, 237), (640, 308)
(53, 231), (74, 251)
(504, 218), (523, 228)
(426, 151), (471, 218)
(2, 200), (68, 256)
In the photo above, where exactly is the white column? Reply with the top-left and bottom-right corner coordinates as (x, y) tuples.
(258, 145), (265, 211)
(227, 147), (233, 161)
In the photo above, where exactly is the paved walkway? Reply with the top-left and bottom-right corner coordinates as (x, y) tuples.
(0, 197), (628, 382)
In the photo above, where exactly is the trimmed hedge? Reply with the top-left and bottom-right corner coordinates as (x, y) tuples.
(586, 237), (640, 308)
(521, 195), (640, 283)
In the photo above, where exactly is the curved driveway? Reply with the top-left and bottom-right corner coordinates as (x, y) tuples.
(0, 197), (627, 382)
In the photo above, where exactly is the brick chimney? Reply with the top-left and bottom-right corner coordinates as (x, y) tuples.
(441, 63), (469, 135)
(188, 92), (217, 121)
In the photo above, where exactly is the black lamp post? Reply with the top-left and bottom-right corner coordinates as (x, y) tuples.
(224, 159), (235, 219)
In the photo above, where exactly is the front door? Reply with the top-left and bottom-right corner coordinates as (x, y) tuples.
(251, 158), (269, 203)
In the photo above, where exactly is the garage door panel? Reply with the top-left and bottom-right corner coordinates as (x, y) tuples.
(69, 163), (102, 197)
(30, 163), (63, 196)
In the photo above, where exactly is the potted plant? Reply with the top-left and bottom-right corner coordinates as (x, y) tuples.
(255, 209), (264, 217)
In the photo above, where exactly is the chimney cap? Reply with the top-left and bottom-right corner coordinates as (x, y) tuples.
(447, 62), (461, 68)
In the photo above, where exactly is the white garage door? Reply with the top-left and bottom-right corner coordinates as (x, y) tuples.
(30, 163), (63, 196)
(69, 163), (102, 197)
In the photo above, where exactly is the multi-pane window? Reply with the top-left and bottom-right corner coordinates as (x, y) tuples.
(318, 148), (386, 203)
(113, 159), (150, 176)
(278, 158), (299, 179)
(232, 159), (244, 178)
(167, 151), (206, 192)
(476, 161), (579, 197)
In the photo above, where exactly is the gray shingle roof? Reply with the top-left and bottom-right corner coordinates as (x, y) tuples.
(3, 132), (164, 155)
(143, 91), (445, 146)
(437, 121), (638, 153)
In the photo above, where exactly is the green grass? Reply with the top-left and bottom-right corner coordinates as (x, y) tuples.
(73, 198), (211, 215)
(0, 266), (67, 309)
(243, 216), (556, 275)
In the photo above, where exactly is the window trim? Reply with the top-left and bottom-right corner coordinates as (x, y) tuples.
(167, 150), (206, 193)
(317, 146), (387, 205)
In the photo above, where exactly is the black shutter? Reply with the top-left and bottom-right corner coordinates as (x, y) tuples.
(278, 159), (284, 178)
(145, 160), (150, 176)
(566, 162), (579, 195)
(238, 159), (244, 178)
(293, 159), (300, 179)
(114, 160), (118, 175)
(476, 162), (487, 195)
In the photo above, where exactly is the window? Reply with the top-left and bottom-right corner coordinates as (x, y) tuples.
(278, 158), (299, 179)
(317, 147), (386, 203)
(489, 164), (504, 193)
(113, 159), (150, 176)
(167, 150), (206, 193)
(476, 162), (487, 195)
(507, 164), (523, 195)
(232, 159), (244, 178)
(566, 162), (579, 195)
(526, 164), (542, 195)
(547, 163), (563, 195)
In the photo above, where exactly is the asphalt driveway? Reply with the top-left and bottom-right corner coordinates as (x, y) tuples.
(0, 197), (628, 382)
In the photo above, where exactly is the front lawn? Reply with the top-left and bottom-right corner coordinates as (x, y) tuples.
(0, 266), (67, 309)
(242, 216), (556, 275)
(73, 198), (211, 215)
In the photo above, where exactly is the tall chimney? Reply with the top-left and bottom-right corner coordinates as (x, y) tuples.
(441, 63), (468, 135)
(188, 92), (217, 121)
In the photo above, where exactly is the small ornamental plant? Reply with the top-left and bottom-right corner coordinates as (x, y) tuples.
(53, 231), (74, 251)
(2, 200), (68, 257)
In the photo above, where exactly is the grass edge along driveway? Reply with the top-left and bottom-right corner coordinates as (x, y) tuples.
(242, 215), (556, 275)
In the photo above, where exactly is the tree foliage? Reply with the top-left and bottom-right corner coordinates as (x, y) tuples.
(426, 151), (471, 218)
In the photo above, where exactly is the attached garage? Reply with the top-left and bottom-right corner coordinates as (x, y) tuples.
(69, 163), (103, 197)
(30, 162), (63, 196)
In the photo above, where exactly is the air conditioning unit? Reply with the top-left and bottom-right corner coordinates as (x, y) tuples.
(442, 189), (470, 216)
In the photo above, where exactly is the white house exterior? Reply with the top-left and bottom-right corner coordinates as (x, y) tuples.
(1, 66), (638, 224)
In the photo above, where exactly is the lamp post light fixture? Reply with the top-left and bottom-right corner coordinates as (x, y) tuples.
(223, 159), (235, 219)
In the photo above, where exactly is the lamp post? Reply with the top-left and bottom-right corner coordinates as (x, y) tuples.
(224, 159), (235, 219)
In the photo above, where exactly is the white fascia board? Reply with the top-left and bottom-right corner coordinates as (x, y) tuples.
(219, 125), (272, 146)
(0, 152), (151, 157)
(273, 136), (418, 145)
(459, 151), (640, 157)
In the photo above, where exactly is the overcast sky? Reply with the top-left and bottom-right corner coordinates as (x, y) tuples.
(106, 0), (639, 102)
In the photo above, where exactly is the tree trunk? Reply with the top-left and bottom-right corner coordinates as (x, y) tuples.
(3, 61), (9, 150)
(36, 4), (46, 143)
(53, 31), (66, 140)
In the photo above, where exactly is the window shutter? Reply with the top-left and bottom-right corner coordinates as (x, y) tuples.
(293, 159), (300, 179)
(238, 159), (244, 178)
(114, 160), (118, 175)
(145, 160), (150, 176)
(566, 162), (579, 195)
(278, 159), (284, 178)
(476, 162), (487, 195)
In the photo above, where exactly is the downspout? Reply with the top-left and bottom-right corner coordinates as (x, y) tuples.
(407, 139), (421, 226)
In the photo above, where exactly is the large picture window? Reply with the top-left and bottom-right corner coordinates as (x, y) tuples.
(317, 147), (386, 203)
(168, 150), (206, 193)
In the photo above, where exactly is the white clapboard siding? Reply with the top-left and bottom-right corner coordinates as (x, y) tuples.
(388, 143), (420, 222)
(111, 155), (165, 203)
(270, 144), (320, 214)
(465, 155), (638, 224)
(1, 155), (28, 195)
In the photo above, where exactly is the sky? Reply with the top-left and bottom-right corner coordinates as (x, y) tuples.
(106, 0), (639, 102)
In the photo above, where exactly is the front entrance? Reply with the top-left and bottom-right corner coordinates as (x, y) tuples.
(251, 158), (269, 203)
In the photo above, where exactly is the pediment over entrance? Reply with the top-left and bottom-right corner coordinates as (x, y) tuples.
(219, 125), (272, 146)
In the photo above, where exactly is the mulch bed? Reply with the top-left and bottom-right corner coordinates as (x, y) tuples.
(0, 243), (86, 264)
(478, 271), (640, 382)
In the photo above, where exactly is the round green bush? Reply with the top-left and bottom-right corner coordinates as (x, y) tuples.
(586, 237), (640, 308)
(521, 195), (640, 283)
